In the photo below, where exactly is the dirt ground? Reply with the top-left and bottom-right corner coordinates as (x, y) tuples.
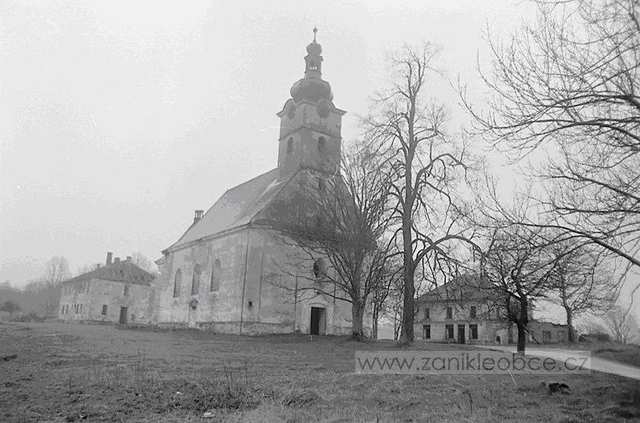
(1, 322), (639, 422)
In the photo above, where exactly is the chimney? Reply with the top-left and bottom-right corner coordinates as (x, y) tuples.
(114, 257), (121, 264)
(96, 263), (101, 269)
(126, 256), (132, 262)
(106, 252), (113, 265)
(193, 209), (204, 224)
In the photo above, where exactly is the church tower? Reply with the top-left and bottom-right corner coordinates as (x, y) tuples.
(276, 29), (346, 179)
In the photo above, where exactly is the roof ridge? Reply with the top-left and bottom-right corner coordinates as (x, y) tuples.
(222, 168), (279, 194)
(63, 261), (154, 285)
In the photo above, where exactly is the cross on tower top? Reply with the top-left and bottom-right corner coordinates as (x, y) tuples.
(313, 27), (318, 42)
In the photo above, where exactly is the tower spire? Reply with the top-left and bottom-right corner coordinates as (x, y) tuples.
(288, 29), (333, 102)
(304, 28), (323, 79)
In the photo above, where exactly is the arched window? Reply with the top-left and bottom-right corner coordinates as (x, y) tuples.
(317, 137), (326, 154)
(191, 264), (201, 295)
(286, 137), (294, 154)
(173, 269), (182, 298)
(210, 259), (221, 291)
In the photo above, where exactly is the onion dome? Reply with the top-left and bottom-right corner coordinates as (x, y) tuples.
(289, 27), (333, 102)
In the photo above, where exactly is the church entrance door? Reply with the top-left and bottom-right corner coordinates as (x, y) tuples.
(310, 307), (326, 335)
(119, 307), (128, 325)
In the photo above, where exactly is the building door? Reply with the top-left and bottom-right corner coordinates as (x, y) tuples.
(457, 324), (466, 344)
(119, 307), (128, 325)
(310, 307), (326, 335)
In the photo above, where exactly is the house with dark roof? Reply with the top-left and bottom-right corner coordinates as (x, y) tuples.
(415, 275), (568, 344)
(59, 252), (155, 324)
(151, 31), (354, 335)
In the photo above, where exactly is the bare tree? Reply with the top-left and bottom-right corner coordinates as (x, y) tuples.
(43, 256), (71, 285)
(23, 257), (72, 317)
(130, 252), (158, 274)
(548, 243), (619, 342)
(370, 253), (402, 340)
(364, 44), (477, 343)
(482, 226), (560, 352)
(604, 305), (640, 344)
(265, 142), (393, 339)
(465, 0), (640, 276)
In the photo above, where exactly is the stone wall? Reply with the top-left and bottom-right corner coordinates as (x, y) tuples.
(153, 226), (354, 335)
(414, 300), (511, 344)
(58, 278), (153, 324)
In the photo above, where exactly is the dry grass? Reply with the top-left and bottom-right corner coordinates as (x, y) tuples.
(1, 322), (639, 422)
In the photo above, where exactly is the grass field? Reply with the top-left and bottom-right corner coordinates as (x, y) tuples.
(1, 322), (639, 422)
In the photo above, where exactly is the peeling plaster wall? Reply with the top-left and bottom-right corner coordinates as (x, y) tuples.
(58, 278), (153, 323)
(153, 226), (353, 335)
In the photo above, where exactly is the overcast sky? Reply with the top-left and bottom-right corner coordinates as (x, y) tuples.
(1, 0), (531, 282)
(2, 0), (637, 325)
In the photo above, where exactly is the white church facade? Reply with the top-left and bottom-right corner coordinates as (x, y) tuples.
(151, 31), (354, 335)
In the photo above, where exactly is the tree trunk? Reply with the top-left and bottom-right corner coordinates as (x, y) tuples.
(516, 299), (529, 353)
(351, 299), (365, 341)
(393, 309), (401, 341)
(371, 305), (379, 340)
(400, 223), (415, 344)
(565, 307), (575, 343)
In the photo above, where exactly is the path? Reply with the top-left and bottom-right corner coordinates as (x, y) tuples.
(480, 345), (640, 380)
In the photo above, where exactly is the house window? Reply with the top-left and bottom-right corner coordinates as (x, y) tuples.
(123, 284), (129, 297)
(191, 264), (201, 295)
(424, 307), (430, 320)
(423, 324), (431, 340)
(445, 324), (454, 339)
(102, 305), (108, 315)
(446, 306), (453, 319)
(173, 269), (182, 297)
(470, 306), (476, 319)
(470, 324), (478, 340)
(210, 259), (221, 291)
(286, 137), (294, 154)
(317, 137), (326, 154)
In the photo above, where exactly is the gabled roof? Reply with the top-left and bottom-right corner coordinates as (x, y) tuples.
(417, 274), (495, 303)
(63, 261), (154, 286)
(166, 168), (290, 252)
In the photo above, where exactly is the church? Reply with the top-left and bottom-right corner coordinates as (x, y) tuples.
(152, 31), (354, 335)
